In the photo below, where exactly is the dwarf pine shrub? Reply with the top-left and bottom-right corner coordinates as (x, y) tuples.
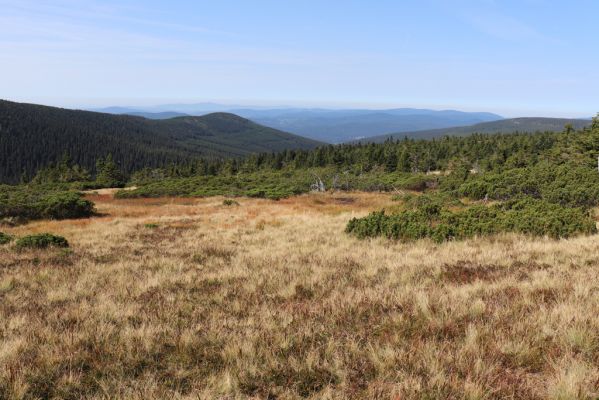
(0, 185), (95, 221)
(38, 191), (95, 219)
(457, 162), (599, 207)
(347, 197), (596, 242)
(0, 232), (12, 245)
(16, 233), (69, 249)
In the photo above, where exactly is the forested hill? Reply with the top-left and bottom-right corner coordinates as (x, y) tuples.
(362, 117), (592, 142)
(0, 100), (322, 183)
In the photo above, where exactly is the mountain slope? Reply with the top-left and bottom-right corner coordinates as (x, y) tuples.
(222, 108), (504, 143)
(93, 107), (191, 119)
(128, 111), (190, 119)
(0, 100), (322, 183)
(361, 117), (592, 143)
(96, 104), (503, 143)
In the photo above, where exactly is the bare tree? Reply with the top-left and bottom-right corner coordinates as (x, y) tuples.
(331, 174), (339, 192)
(310, 172), (326, 192)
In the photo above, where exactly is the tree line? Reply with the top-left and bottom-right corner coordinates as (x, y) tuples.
(14, 115), (599, 191)
(129, 118), (598, 182)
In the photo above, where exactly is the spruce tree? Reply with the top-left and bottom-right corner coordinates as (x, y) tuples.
(96, 155), (125, 188)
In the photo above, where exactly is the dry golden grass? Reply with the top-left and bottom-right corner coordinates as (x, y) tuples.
(1, 192), (599, 399)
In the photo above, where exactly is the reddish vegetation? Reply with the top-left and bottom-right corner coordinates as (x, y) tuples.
(0, 192), (598, 399)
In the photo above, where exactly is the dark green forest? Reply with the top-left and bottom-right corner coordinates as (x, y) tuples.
(0, 100), (321, 184)
(117, 117), (599, 198)
(117, 115), (599, 240)
(2, 106), (599, 241)
(363, 117), (591, 142)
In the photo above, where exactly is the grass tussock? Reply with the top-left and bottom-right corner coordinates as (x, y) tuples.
(0, 193), (599, 399)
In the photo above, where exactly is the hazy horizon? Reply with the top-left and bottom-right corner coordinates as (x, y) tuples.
(3, 97), (595, 120)
(2, 0), (598, 119)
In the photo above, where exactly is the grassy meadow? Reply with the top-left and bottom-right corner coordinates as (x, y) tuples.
(1, 191), (599, 399)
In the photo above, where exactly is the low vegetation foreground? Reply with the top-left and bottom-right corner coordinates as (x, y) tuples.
(1, 192), (599, 399)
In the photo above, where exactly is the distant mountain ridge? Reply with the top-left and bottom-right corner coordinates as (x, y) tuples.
(92, 107), (190, 119)
(0, 100), (322, 184)
(229, 108), (503, 143)
(94, 104), (504, 143)
(127, 111), (189, 119)
(361, 117), (593, 143)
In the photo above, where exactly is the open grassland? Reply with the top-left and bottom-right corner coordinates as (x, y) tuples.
(1, 192), (599, 399)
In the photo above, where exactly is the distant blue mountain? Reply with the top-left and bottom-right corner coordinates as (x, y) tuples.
(229, 108), (503, 143)
(92, 107), (189, 120)
(93, 104), (504, 143)
(127, 111), (189, 119)
(362, 117), (592, 143)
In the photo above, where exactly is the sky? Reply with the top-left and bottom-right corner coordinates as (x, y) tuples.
(0, 0), (597, 118)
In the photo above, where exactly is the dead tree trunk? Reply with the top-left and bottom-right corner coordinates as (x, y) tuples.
(310, 173), (326, 192)
(331, 174), (339, 192)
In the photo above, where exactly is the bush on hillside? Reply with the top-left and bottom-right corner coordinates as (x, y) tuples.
(391, 193), (463, 211)
(0, 232), (12, 245)
(346, 197), (596, 242)
(395, 174), (438, 191)
(115, 168), (443, 200)
(457, 162), (599, 207)
(0, 185), (95, 221)
(38, 191), (96, 219)
(16, 233), (69, 249)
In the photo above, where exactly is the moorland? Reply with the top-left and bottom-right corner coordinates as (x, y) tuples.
(1, 110), (599, 399)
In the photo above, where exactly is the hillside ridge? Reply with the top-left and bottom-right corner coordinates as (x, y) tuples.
(0, 100), (322, 183)
(360, 117), (592, 142)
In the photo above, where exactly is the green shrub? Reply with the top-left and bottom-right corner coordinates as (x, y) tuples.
(115, 172), (309, 200)
(457, 162), (599, 207)
(497, 197), (597, 238)
(222, 199), (240, 206)
(144, 223), (159, 229)
(16, 233), (69, 249)
(0, 232), (12, 245)
(347, 198), (596, 242)
(391, 193), (413, 202)
(392, 193), (463, 211)
(0, 185), (95, 221)
(115, 169), (444, 200)
(396, 174), (438, 191)
(39, 191), (96, 219)
(245, 188), (295, 200)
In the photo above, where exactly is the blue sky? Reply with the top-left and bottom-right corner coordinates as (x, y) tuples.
(1, 0), (597, 117)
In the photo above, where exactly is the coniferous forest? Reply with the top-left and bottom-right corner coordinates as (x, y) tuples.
(2, 112), (599, 241)
(0, 100), (322, 184)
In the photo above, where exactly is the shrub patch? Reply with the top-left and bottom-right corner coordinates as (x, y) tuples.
(0, 185), (95, 221)
(16, 233), (69, 249)
(346, 197), (597, 242)
(0, 232), (12, 245)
